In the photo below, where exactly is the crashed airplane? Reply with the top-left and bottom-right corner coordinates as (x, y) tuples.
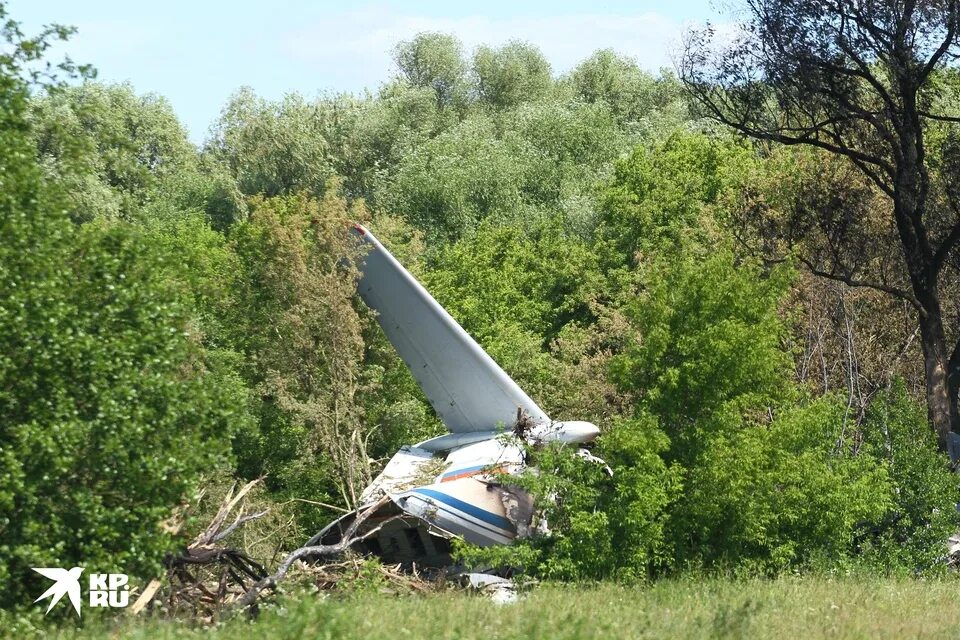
(306, 224), (601, 566)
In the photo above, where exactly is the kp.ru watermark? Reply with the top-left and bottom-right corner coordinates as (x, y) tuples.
(32, 567), (130, 617)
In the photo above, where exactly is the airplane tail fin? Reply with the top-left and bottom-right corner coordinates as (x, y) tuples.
(350, 224), (549, 433)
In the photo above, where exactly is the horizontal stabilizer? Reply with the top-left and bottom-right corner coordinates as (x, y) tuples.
(350, 224), (549, 433)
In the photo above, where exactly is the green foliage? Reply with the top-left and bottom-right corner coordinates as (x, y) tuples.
(382, 100), (627, 239)
(455, 420), (680, 581)
(611, 252), (795, 451)
(207, 88), (333, 200)
(669, 398), (893, 573)
(0, 163), (246, 617)
(225, 188), (372, 528)
(857, 381), (960, 573)
(473, 40), (553, 108)
(568, 50), (687, 126)
(421, 220), (607, 411)
(393, 32), (467, 108)
(605, 200), (894, 573)
(529, 418), (681, 581)
(382, 114), (525, 238)
(598, 132), (754, 266)
(0, 10), (249, 618)
(426, 221), (600, 345)
(30, 83), (198, 221)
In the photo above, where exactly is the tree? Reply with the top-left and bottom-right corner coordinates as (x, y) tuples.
(473, 41), (552, 108)
(0, 8), (247, 616)
(569, 49), (662, 123)
(207, 88), (333, 200)
(681, 0), (960, 451)
(393, 32), (467, 108)
(227, 188), (374, 523)
(30, 82), (198, 221)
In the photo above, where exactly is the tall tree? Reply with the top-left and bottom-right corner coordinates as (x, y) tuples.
(473, 41), (552, 108)
(393, 32), (467, 108)
(681, 0), (960, 451)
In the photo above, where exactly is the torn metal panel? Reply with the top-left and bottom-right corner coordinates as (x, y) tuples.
(498, 486), (536, 539)
(575, 448), (614, 476)
(359, 445), (442, 504)
(437, 438), (525, 484)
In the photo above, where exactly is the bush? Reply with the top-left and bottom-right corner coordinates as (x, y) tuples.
(455, 418), (681, 581)
(0, 217), (249, 615)
(667, 398), (893, 574)
(856, 382), (960, 573)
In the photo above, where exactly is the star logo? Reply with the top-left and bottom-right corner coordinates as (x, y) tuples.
(32, 567), (84, 617)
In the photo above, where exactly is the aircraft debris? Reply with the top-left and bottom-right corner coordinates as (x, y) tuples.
(307, 223), (603, 568)
(459, 573), (521, 605)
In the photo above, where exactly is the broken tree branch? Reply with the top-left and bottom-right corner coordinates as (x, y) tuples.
(234, 495), (397, 610)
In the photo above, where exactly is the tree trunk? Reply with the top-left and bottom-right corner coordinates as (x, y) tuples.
(893, 114), (960, 452)
(918, 303), (959, 453)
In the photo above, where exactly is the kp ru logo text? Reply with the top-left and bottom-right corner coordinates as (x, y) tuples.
(32, 567), (130, 616)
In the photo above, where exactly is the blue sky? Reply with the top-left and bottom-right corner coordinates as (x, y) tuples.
(8, 1), (723, 143)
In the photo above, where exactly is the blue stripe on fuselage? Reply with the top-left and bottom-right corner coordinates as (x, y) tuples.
(441, 464), (490, 479)
(411, 488), (514, 532)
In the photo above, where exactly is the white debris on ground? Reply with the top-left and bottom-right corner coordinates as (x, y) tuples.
(947, 532), (960, 568)
(460, 573), (521, 605)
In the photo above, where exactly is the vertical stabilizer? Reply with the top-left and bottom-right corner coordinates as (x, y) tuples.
(351, 224), (549, 433)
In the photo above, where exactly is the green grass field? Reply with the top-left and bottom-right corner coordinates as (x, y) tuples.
(50, 576), (960, 640)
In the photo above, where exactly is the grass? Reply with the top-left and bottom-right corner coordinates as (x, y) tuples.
(42, 575), (960, 640)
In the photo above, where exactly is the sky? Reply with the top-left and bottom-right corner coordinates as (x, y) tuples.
(8, 1), (725, 143)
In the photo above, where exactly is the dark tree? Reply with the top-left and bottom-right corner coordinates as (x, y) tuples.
(681, 0), (960, 452)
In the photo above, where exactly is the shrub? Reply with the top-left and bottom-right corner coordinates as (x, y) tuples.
(856, 382), (960, 573)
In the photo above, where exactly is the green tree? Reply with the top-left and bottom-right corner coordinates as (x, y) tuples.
(320, 83), (455, 203)
(598, 132), (754, 268)
(569, 50), (671, 121)
(227, 188), (374, 529)
(473, 41), (552, 108)
(0, 9), (249, 620)
(207, 88), (333, 200)
(611, 252), (795, 458)
(393, 32), (467, 108)
(30, 82), (198, 221)
(380, 114), (526, 238)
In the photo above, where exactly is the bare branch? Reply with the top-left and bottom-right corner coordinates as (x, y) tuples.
(193, 478), (263, 547)
(211, 510), (270, 544)
(919, 6), (959, 81)
(932, 223), (960, 276)
(918, 110), (960, 123)
(693, 88), (896, 177)
(234, 495), (395, 610)
(798, 257), (922, 310)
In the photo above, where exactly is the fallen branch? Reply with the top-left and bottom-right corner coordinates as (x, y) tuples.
(192, 478), (263, 547)
(134, 477), (271, 619)
(235, 495), (397, 609)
